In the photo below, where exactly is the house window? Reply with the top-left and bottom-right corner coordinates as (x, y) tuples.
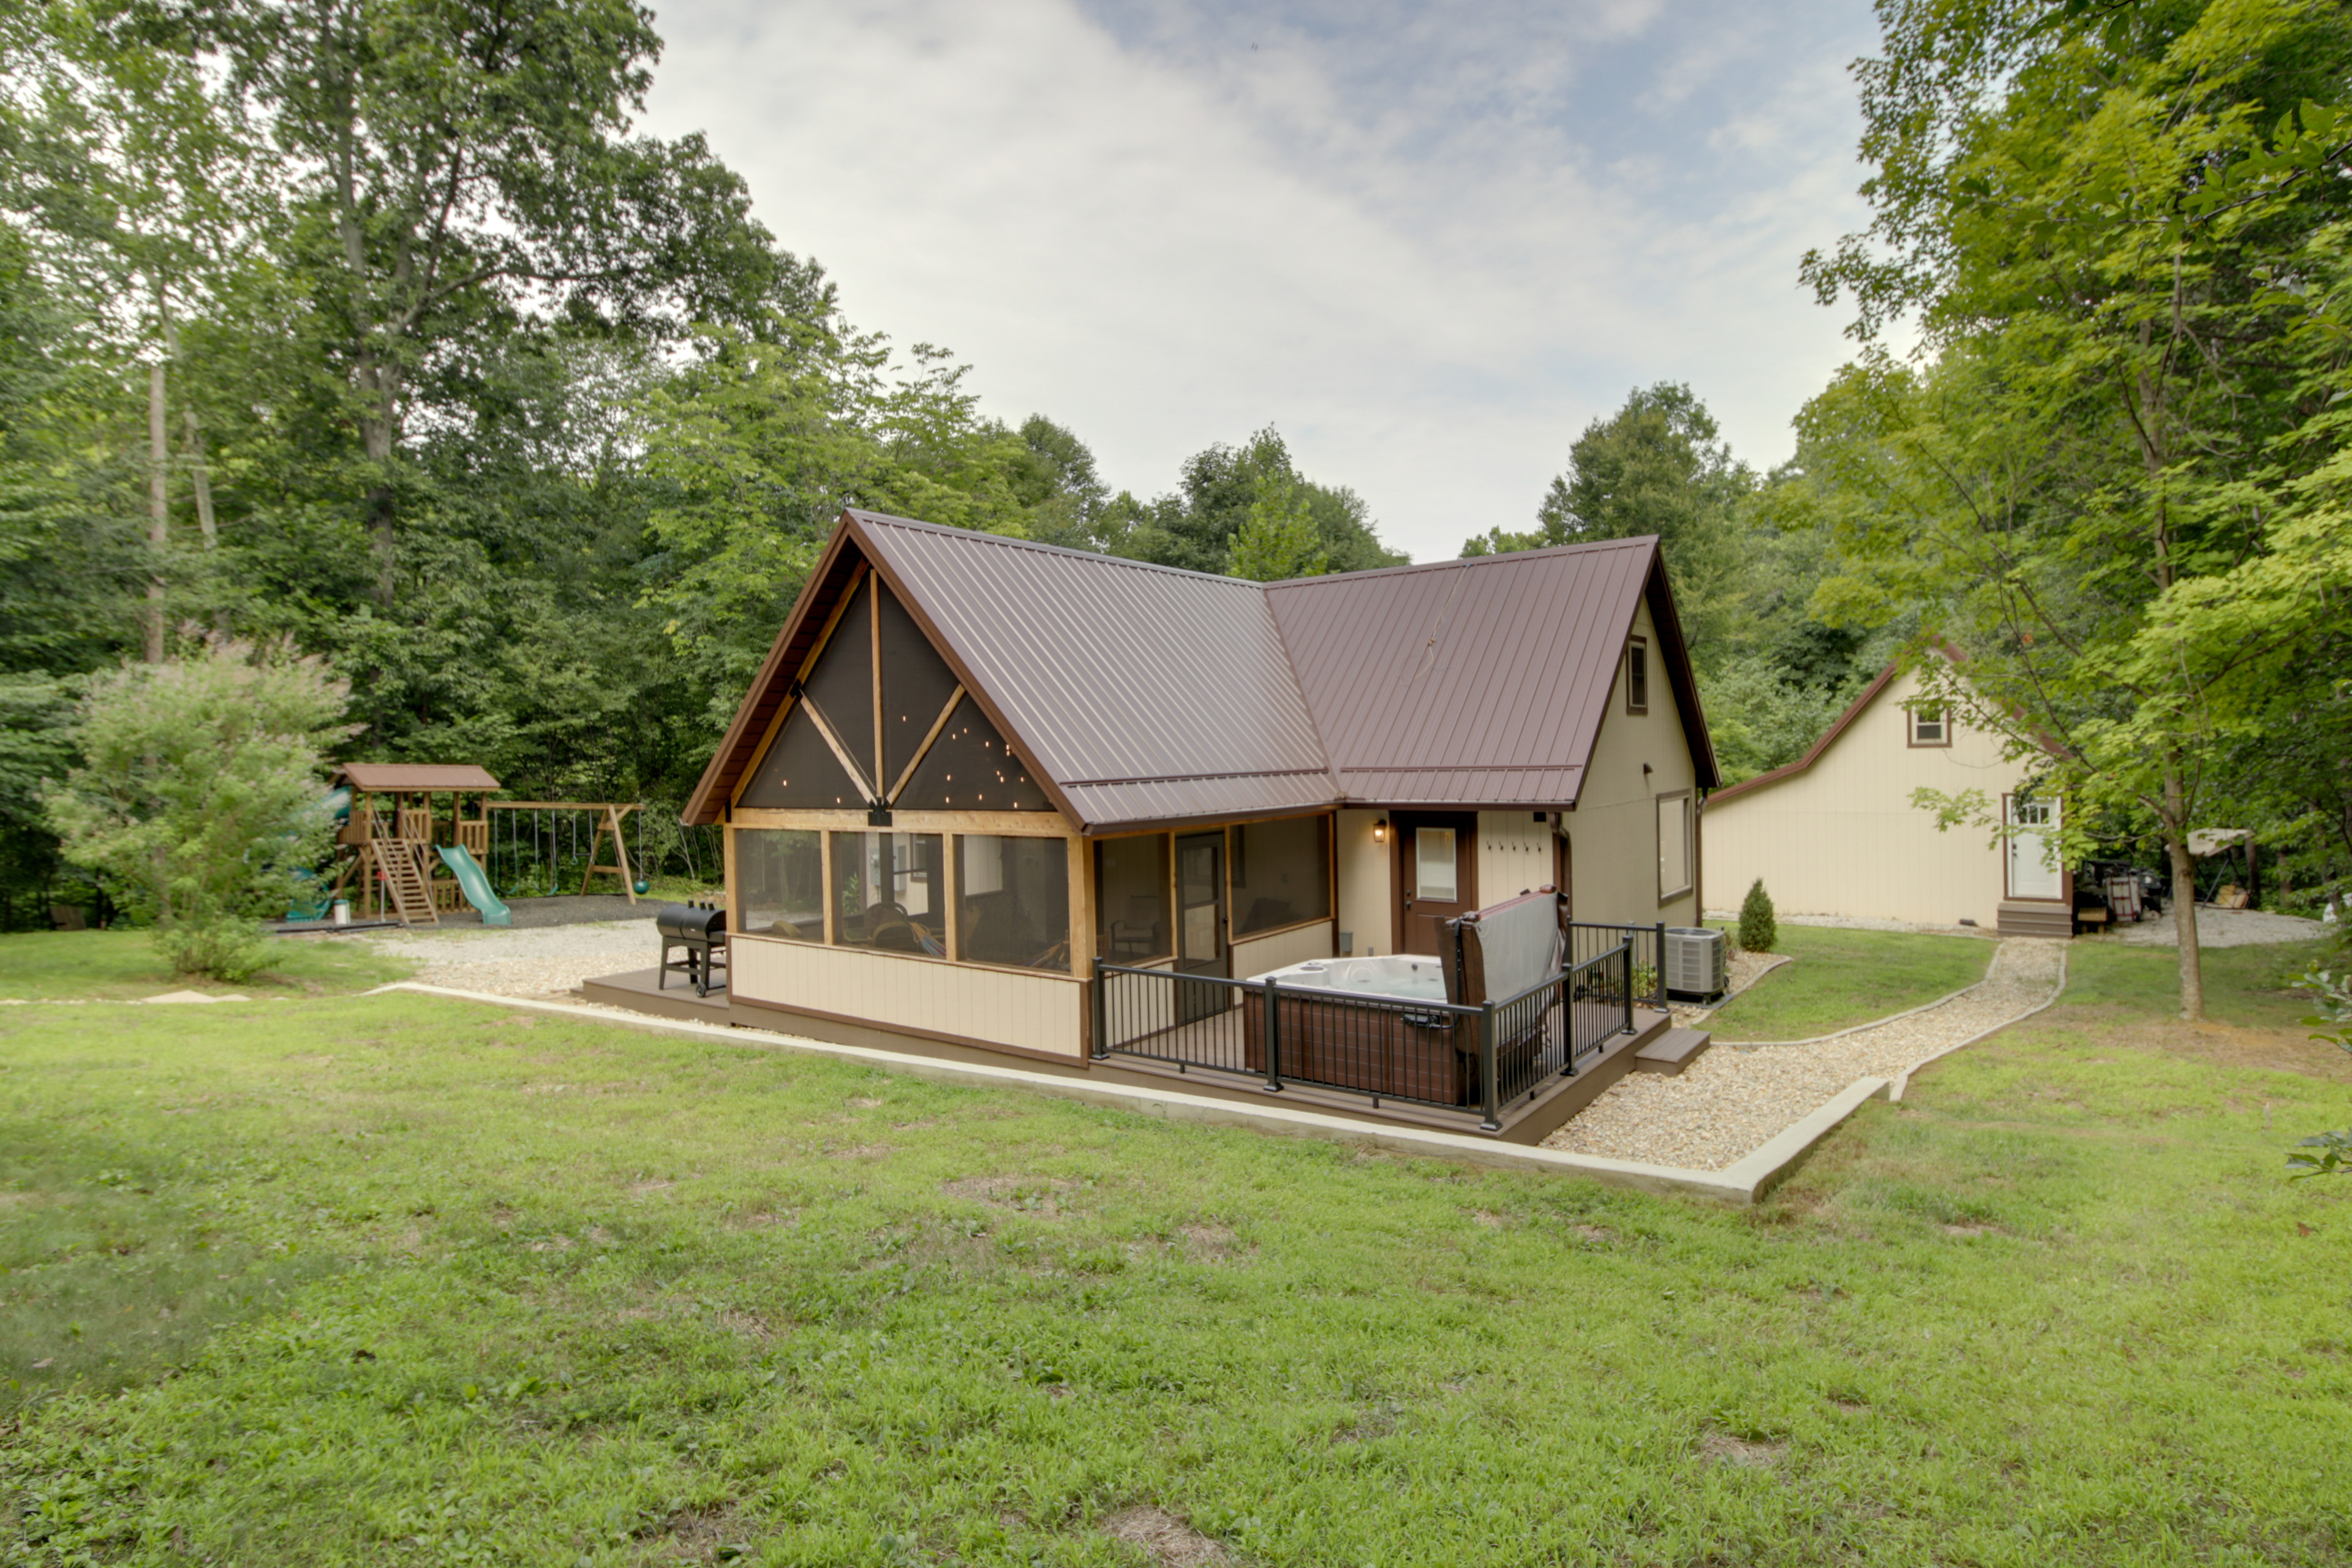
(736, 829), (823, 940)
(1625, 638), (1649, 715)
(1229, 815), (1332, 937)
(1909, 707), (1950, 747)
(1096, 834), (1172, 962)
(957, 835), (1070, 971)
(1415, 827), (1458, 902)
(1656, 791), (1692, 902)
(829, 831), (945, 956)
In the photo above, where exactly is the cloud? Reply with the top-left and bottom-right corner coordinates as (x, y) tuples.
(641, 0), (1879, 560)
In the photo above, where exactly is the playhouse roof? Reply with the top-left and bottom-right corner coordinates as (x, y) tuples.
(334, 763), (502, 793)
(682, 510), (1716, 832)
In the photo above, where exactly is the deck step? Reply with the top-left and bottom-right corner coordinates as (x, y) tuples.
(1633, 1027), (1713, 1076)
(1996, 902), (2073, 938)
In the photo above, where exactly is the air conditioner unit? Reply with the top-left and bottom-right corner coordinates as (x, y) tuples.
(1664, 926), (1726, 1001)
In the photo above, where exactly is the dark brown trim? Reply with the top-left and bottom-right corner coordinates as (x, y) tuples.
(1624, 635), (1649, 716)
(1906, 706), (1952, 748)
(728, 992), (1091, 1068)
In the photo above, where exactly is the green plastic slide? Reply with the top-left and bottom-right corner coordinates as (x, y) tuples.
(437, 843), (512, 927)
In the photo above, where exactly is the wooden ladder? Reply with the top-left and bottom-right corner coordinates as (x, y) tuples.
(379, 843), (440, 927)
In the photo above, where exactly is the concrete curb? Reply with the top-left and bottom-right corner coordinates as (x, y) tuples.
(1888, 943), (2070, 1102)
(373, 982), (1893, 1206)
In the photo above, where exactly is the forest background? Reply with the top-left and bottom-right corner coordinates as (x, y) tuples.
(0, 0), (2346, 947)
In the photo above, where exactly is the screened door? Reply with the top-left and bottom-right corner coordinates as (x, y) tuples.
(1174, 831), (1227, 1024)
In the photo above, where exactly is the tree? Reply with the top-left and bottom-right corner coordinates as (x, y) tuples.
(45, 638), (353, 979)
(1738, 878), (1778, 953)
(1463, 383), (1747, 650)
(1798, 0), (2352, 1019)
(1117, 426), (1403, 576)
(1226, 467), (1327, 582)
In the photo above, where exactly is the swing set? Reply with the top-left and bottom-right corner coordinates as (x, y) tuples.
(325, 763), (651, 927)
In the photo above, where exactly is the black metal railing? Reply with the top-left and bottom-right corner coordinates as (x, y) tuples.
(1568, 921), (1668, 1012)
(1091, 943), (1639, 1131)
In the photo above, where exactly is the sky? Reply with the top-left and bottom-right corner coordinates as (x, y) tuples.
(640, 0), (1885, 563)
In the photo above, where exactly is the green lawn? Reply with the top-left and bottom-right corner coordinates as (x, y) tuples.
(0, 928), (413, 1001)
(1703, 924), (1994, 1041)
(2, 960), (2348, 1565)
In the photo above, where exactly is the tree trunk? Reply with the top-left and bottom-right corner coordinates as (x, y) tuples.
(360, 367), (398, 607)
(145, 360), (168, 663)
(2163, 759), (2204, 1020)
(183, 409), (217, 550)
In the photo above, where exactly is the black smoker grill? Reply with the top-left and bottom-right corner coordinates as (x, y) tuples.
(656, 903), (728, 997)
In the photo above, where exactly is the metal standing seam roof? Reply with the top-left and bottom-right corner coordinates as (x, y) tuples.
(682, 511), (1716, 831)
(333, 763), (503, 792)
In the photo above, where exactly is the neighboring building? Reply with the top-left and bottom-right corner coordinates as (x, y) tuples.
(670, 509), (1721, 1084)
(1700, 661), (2070, 937)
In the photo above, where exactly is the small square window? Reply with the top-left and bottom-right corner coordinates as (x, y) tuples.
(1625, 639), (1649, 715)
(1910, 709), (1948, 747)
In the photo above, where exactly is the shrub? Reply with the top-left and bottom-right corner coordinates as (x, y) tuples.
(1738, 878), (1778, 953)
(2288, 966), (2352, 1179)
(45, 639), (353, 981)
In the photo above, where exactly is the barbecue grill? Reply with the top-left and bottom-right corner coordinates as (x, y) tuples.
(656, 903), (728, 997)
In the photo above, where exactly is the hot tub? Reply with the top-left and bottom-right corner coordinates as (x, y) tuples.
(1238, 954), (1469, 1103)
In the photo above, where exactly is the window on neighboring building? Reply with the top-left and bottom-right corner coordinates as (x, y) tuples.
(1910, 707), (1950, 747)
(1626, 638), (1649, 714)
(1229, 814), (1332, 937)
(956, 835), (1071, 971)
(736, 829), (823, 940)
(1656, 791), (1691, 902)
(829, 831), (945, 956)
(1095, 834), (1171, 962)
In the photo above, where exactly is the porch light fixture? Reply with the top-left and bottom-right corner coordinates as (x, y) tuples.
(1373, 818), (1388, 844)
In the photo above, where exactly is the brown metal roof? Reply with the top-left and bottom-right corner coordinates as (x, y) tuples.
(334, 763), (502, 792)
(682, 512), (1717, 831)
(1267, 537), (1718, 803)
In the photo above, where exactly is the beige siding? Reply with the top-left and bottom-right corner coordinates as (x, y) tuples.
(732, 934), (1086, 1057)
(1231, 919), (1337, 980)
(1477, 811), (1553, 907)
(1568, 598), (1700, 930)
(1703, 668), (2026, 929)
(1335, 809), (1391, 956)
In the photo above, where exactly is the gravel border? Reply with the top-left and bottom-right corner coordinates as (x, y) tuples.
(1542, 938), (2067, 1172)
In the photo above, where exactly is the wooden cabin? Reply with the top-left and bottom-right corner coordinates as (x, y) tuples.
(679, 509), (1720, 1071)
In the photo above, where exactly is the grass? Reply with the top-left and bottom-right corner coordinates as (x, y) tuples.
(0, 929), (413, 1001)
(2, 951), (2349, 1564)
(1703, 923), (1994, 1041)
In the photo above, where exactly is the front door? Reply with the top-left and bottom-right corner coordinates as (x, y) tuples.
(1175, 831), (1227, 978)
(2005, 794), (2065, 901)
(1393, 811), (1478, 956)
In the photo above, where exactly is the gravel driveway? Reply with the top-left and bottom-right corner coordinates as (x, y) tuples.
(1542, 938), (2068, 1171)
(2107, 907), (2326, 948)
(366, 919), (659, 1000)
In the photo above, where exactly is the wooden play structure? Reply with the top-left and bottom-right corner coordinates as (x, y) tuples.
(326, 763), (645, 927)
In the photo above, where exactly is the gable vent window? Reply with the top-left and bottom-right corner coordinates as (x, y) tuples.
(1910, 708), (1950, 747)
(1625, 638), (1649, 715)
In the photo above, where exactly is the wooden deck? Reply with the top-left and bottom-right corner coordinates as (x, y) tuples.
(576, 962), (1676, 1144)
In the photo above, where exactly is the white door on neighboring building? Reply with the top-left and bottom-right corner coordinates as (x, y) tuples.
(2005, 794), (2064, 901)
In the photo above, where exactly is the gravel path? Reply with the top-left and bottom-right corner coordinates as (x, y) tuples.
(1543, 938), (2067, 1171)
(364, 921), (657, 1000)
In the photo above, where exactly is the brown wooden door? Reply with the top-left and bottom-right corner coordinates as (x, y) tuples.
(1392, 811), (1478, 956)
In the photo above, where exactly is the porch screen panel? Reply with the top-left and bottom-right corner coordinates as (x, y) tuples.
(737, 829), (823, 940)
(828, 831), (946, 956)
(878, 585), (963, 786)
(957, 835), (1070, 971)
(894, 700), (1052, 812)
(1096, 834), (1172, 962)
(1230, 815), (1331, 936)
(802, 578), (876, 793)
(737, 705), (864, 810)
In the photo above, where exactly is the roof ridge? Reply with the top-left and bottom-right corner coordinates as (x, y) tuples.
(1264, 533), (1659, 593)
(848, 508), (1266, 589)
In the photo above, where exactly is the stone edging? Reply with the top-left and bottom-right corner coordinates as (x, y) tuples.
(1886, 942), (2070, 1102)
(374, 982), (1889, 1206)
(1711, 940), (2005, 1049)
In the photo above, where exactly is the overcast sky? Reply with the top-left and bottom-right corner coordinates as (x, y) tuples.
(640, 0), (1883, 563)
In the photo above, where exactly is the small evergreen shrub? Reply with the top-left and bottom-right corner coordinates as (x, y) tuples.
(1738, 878), (1778, 953)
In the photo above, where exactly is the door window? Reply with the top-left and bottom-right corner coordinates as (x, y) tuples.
(1415, 827), (1458, 902)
